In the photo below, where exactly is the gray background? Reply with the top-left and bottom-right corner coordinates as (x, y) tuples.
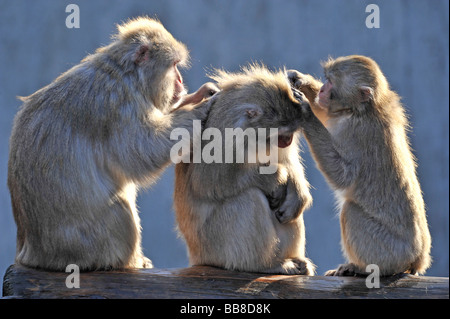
(0, 0), (448, 292)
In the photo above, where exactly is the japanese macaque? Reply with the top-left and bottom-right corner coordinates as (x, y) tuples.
(288, 55), (432, 276)
(174, 65), (315, 275)
(8, 17), (213, 271)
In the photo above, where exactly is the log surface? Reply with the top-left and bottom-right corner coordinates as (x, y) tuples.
(2, 264), (448, 299)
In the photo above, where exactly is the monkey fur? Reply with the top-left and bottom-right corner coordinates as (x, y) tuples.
(288, 55), (432, 276)
(174, 65), (315, 275)
(8, 17), (212, 271)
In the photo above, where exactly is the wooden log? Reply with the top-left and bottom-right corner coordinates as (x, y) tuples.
(2, 264), (448, 299)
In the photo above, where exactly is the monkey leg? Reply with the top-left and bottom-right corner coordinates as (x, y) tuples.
(16, 197), (150, 271)
(101, 198), (152, 270)
(195, 189), (311, 275)
(269, 215), (315, 275)
(197, 190), (279, 272)
(335, 201), (417, 276)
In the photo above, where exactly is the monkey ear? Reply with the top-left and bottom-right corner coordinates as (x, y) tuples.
(359, 86), (374, 103)
(134, 45), (149, 65)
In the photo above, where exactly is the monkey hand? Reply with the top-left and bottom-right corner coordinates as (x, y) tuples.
(171, 83), (219, 125)
(196, 82), (220, 100)
(275, 195), (303, 224)
(172, 82), (220, 112)
(267, 184), (287, 212)
(287, 70), (307, 90)
(287, 70), (323, 109)
(274, 182), (305, 224)
(287, 69), (311, 90)
(288, 79), (314, 122)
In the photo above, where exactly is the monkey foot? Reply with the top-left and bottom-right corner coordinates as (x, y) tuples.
(141, 257), (153, 269)
(325, 263), (364, 276)
(292, 258), (316, 276)
(268, 258), (315, 275)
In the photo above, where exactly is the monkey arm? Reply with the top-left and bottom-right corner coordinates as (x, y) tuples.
(301, 113), (357, 190)
(261, 144), (312, 224)
(273, 175), (312, 224)
(234, 168), (308, 225)
(109, 102), (211, 182)
(287, 70), (328, 125)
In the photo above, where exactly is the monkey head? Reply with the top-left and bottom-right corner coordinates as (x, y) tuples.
(97, 17), (190, 113)
(319, 55), (390, 116)
(208, 64), (305, 149)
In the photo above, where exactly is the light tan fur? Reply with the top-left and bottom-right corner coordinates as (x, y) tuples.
(288, 55), (431, 276)
(174, 65), (315, 275)
(8, 17), (212, 271)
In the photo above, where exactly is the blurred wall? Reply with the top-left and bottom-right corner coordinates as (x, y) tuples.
(0, 0), (448, 291)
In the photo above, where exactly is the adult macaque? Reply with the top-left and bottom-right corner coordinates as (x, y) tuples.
(288, 55), (431, 276)
(8, 17), (212, 271)
(174, 65), (315, 275)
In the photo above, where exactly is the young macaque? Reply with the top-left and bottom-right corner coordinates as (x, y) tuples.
(8, 17), (213, 271)
(174, 65), (315, 275)
(288, 55), (432, 276)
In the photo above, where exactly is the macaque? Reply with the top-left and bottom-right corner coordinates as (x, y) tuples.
(174, 65), (315, 275)
(288, 55), (431, 276)
(7, 17), (213, 271)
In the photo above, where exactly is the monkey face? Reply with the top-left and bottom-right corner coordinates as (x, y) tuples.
(156, 62), (187, 112)
(320, 56), (384, 116)
(118, 17), (190, 113)
(318, 78), (355, 115)
(318, 80), (333, 108)
(165, 62), (187, 107)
